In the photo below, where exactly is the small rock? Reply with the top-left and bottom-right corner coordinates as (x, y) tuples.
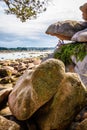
(0, 115), (20, 130)
(0, 87), (12, 104)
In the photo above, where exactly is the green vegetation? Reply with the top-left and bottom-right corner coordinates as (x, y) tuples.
(54, 43), (87, 65)
(2, 0), (48, 22)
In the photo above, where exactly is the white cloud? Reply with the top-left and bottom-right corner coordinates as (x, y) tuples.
(0, 0), (87, 47)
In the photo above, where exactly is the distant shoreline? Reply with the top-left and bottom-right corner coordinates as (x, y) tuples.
(0, 47), (54, 53)
(0, 49), (54, 60)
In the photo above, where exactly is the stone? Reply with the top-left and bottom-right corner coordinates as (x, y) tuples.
(71, 55), (87, 87)
(0, 87), (12, 104)
(8, 58), (87, 130)
(33, 58), (41, 65)
(8, 59), (65, 120)
(0, 76), (15, 84)
(35, 72), (87, 130)
(18, 62), (27, 71)
(0, 68), (12, 78)
(0, 115), (20, 130)
(46, 20), (87, 40)
(28, 63), (35, 69)
(71, 28), (87, 42)
(80, 3), (87, 21)
(0, 106), (12, 116)
(75, 119), (87, 130)
(68, 105), (87, 130)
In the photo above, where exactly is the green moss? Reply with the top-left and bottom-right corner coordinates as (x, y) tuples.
(54, 43), (87, 65)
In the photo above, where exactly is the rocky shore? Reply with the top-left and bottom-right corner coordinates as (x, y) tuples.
(0, 57), (41, 85)
(0, 2), (87, 130)
(0, 58), (87, 130)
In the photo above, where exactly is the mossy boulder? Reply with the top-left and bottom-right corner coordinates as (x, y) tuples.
(54, 43), (87, 65)
(53, 43), (87, 86)
(8, 59), (65, 120)
(8, 58), (87, 130)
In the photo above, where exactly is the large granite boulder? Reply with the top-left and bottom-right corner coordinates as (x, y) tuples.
(35, 72), (87, 130)
(71, 28), (87, 42)
(0, 116), (20, 130)
(46, 20), (87, 40)
(80, 3), (87, 21)
(8, 58), (87, 130)
(8, 59), (65, 120)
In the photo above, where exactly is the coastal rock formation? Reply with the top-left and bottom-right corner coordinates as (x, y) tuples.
(8, 59), (87, 130)
(80, 3), (87, 21)
(71, 55), (87, 87)
(46, 20), (87, 40)
(0, 58), (41, 85)
(8, 59), (65, 120)
(71, 28), (87, 42)
(53, 43), (87, 87)
(35, 72), (86, 130)
(0, 115), (20, 130)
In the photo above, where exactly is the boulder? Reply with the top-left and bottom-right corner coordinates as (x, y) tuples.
(8, 59), (65, 120)
(80, 3), (87, 21)
(0, 68), (12, 78)
(35, 72), (87, 130)
(71, 56), (87, 87)
(0, 115), (20, 130)
(71, 28), (87, 42)
(46, 20), (87, 40)
(8, 58), (87, 130)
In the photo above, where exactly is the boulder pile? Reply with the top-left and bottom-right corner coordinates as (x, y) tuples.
(46, 3), (87, 42)
(0, 2), (87, 130)
(0, 58), (87, 130)
(0, 58), (41, 85)
(46, 3), (87, 87)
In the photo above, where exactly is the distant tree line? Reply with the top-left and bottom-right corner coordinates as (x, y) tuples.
(0, 47), (54, 51)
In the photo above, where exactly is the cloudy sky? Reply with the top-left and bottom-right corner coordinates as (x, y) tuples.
(0, 0), (87, 48)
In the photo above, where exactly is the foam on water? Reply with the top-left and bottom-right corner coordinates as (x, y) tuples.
(0, 50), (53, 60)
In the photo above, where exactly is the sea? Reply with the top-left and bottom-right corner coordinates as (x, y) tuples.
(0, 49), (54, 60)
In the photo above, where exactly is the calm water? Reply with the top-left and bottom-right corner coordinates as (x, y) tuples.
(0, 50), (53, 60)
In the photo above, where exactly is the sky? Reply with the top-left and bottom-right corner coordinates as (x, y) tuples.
(0, 0), (87, 48)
